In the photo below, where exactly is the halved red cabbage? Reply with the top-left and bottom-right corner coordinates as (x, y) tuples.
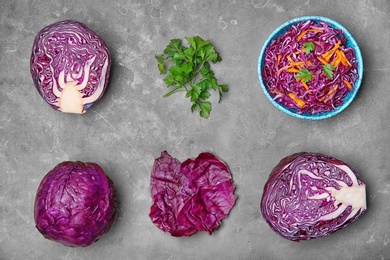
(261, 152), (366, 241)
(263, 20), (358, 114)
(150, 151), (237, 237)
(34, 161), (117, 247)
(30, 20), (111, 114)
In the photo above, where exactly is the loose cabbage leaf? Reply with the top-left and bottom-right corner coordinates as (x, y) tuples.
(149, 151), (237, 237)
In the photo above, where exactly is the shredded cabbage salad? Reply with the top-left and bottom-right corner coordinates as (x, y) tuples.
(263, 20), (358, 114)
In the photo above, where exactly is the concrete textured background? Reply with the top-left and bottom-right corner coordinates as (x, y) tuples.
(1, 0), (390, 259)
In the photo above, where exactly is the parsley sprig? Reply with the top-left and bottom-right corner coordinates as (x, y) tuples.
(322, 64), (335, 80)
(295, 68), (312, 83)
(156, 36), (228, 119)
(303, 42), (315, 55)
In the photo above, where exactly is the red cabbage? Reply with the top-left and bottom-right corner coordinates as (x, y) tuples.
(34, 161), (117, 247)
(30, 20), (111, 114)
(261, 152), (366, 241)
(149, 151), (237, 237)
(263, 20), (358, 114)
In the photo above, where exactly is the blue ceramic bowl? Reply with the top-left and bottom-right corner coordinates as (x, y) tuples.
(258, 16), (363, 120)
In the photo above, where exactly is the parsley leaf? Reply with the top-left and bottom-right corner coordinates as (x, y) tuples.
(303, 42), (315, 55)
(295, 68), (312, 83)
(323, 64), (335, 80)
(156, 36), (228, 119)
(199, 101), (211, 119)
(186, 36), (210, 51)
(163, 39), (182, 58)
(186, 84), (201, 102)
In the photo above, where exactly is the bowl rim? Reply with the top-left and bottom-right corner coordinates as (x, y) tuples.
(258, 15), (363, 120)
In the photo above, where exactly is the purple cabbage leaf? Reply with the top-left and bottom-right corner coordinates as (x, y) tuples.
(150, 151), (237, 237)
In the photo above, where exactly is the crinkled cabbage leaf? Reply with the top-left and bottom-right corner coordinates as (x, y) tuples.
(150, 151), (237, 237)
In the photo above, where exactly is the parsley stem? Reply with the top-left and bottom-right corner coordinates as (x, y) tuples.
(193, 61), (206, 76)
(163, 85), (186, 98)
(190, 62), (207, 85)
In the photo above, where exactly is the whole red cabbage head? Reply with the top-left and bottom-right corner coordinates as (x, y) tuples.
(261, 152), (366, 241)
(150, 151), (237, 237)
(34, 161), (117, 247)
(30, 20), (111, 114)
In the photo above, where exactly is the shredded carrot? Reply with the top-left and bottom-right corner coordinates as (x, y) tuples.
(327, 84), (339, 95)
(317, 56), (329, 65)
(338, 49), (352, 67)
(343, 79), (353, 90)
(332, 49), (343, 67)
(309, 29), (324, 33)
(318, 96), (326, 102)
(286, 68), (300, 73)
(319, 84), (339, 103)
(306, 60), (313, 66)
(289, 61), (306, 67)
(297, 30), (309, 41)
(323, 53), (333, 62)
(269, 89), (283, 96)
(277, 54), (281, 65)
(329, 49), (352, 68)
(294, 50), (301, 55)
(335, 49), (343, 57)
(300, 79), (309, 90)
(323, 84), (339, 103)
(288, 93), (306, 108)
(324, 41), (341, 56)
(297, 28), (324, 41)
(331, 55), (342, 68)
(278, 56), (306, 74)
(322, 40), (342, 62)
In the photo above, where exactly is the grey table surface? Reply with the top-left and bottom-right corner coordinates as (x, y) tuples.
(1, 0), (390, 259)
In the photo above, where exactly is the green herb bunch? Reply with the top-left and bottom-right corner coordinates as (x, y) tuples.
(155, 36), (228, 119)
